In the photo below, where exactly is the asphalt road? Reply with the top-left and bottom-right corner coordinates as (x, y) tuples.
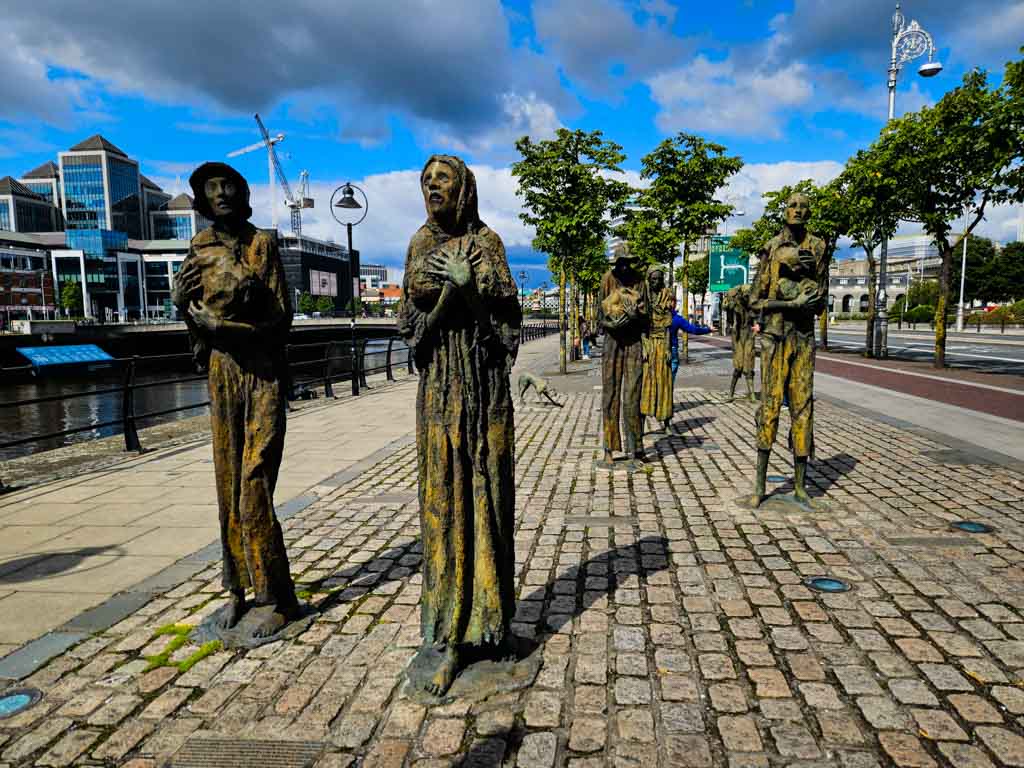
(825, 328), (1024, 375)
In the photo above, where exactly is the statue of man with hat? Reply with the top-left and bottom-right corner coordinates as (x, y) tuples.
(171, 161), (302, 642)
(599, 243), (647, 468)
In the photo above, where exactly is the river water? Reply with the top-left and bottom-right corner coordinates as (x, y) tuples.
(0, 340), (403, 461)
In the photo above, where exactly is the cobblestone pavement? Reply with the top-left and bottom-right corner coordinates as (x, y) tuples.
(2, 377), (1024, 767)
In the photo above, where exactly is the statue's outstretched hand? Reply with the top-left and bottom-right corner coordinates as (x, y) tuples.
(428, 239), (481, 289)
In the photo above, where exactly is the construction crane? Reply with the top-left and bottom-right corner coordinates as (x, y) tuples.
(227, 113), (313, 234)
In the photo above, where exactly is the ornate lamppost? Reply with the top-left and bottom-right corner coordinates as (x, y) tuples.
(875, 3), (941, 358)
(331, 182), (369, 395)
(518, 270), (529, 321)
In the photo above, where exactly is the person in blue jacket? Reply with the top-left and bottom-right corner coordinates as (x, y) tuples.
(668, 296), (712, 389)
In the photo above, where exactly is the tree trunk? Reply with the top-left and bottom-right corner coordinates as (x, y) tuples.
(682, 241), (690, 364)
(570, 274), (579, 362)
(935, 244), (952, 368)
(864, 248), (877, 358)
(559, 264), (567, 374)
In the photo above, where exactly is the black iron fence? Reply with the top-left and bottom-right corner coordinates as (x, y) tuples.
(0, 323), (555, 489)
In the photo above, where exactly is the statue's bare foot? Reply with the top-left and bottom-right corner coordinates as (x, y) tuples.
(248, 604), (295, 639)
(792, 488), (817, 509)
(425, 645), (459, 696)
(217, 592), (246, 629)
(740, 494), (764, 509)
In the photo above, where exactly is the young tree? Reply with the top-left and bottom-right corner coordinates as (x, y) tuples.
(880, 61), (1023, 367)
(298, 292), (316, 315)
(985, 242), (1024, 303)
(513, 129), (632, 373)
(315, 295), (335, 317)
(840, 151), (902, 356)
(639, 133), (742, 360)
(59, 281), (83, 318)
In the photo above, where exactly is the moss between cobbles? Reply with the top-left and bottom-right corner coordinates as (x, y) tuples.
(143, 623), (222, 672)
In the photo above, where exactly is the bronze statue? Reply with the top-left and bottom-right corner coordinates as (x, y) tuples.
(398, 154), (521, 696)
(171, 162), (301, 641)
(600, 245), (647, 468)
(723, 284), (756, 402)
(640, 263), (673, 430)
(744, 193), (828, 509)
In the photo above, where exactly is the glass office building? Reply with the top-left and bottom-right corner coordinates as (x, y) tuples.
(109, 158), (142, 238)
(58, 135), (148, 239)
(62, 154), (107, 230)
(152, 214), (196, 240)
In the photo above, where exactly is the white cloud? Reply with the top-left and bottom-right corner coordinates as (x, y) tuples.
(719, 160), (845, 230)
(647, 55), (815, 139)
(433, 92), (564, 159)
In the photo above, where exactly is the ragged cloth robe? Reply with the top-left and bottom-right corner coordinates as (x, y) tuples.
(398, 157), (522, 648)
(640, 280), (673, 421)
(176, 219), (298, 613)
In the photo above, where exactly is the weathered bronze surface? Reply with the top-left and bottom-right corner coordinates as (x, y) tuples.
(744, 193), (828, 510)
(172, 162), (302, 643)
(398, 155), (522, 697)
(723, 284), (756, 402)
(640, 264), (673, 426)
(599, 246), (647, 468)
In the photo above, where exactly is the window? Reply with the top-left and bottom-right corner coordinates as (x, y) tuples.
(24, 181), (55, 204)
(15, 200), (54, 233)
(309, 269), (338, 296)
(62, 154), (107, 230)
(0, 201), (10, 231)
(152, 214), (194, 240)
(109, 158), (141, 238)
(839, 278), (848, 285)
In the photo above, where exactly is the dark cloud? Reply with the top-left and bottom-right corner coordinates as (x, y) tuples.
(532, 0), (693, 97)
(5, 0), (568, 142)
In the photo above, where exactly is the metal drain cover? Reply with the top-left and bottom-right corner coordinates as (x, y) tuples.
(0, 688), (41, 719)
(170, 738), (325, 767)
(952, 521), (995, 534)
(805, 577), (851, 593)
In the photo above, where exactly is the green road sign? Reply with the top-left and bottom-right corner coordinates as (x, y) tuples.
(709, 235), (750, 292)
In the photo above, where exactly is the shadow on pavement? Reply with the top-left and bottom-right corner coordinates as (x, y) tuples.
(0, 545), (123, 584)
(769, 452), (859, 499)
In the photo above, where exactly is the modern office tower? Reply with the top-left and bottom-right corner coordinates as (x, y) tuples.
(58, 135), (146, 239)
(0, 177), (60, 233)
(149, 194), (211, 241)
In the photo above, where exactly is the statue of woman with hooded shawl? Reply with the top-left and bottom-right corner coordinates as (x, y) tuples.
(398, 154), (522, 696)
(640, 263), (674, 428)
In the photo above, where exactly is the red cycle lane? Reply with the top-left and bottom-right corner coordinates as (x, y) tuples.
(698, 336), (1024, 423)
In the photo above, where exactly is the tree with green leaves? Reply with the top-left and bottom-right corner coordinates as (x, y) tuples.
(879, 59), (1023, 367)
(840, 150), (902, 356)
(513, 129), (632, 373)
(315, 295), (334, 317)
(677, 256), (709, 317)
(637, 133), (742, 360)
(59, 281), (83, 318)
(616, 202), (680, 268)
(298, 292), (316, 315)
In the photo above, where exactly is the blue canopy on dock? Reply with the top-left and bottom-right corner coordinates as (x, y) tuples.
(16, 344), (114, 369)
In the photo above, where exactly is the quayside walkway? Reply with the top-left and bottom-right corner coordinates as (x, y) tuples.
(0, 334), (1023, 767)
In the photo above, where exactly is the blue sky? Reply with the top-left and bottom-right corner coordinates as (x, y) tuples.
(2, 0), (1022, 286)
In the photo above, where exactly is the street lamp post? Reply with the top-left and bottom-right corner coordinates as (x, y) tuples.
(331, 183), (369, 396)
(876, 2), (942, 358)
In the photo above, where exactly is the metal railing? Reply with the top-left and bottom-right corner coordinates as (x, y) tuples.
(0, 322), (555, 488)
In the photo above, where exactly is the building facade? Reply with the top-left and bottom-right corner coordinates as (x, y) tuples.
(279, 234), (359, 313)
(360, 262), (388, 290)
(58, 135), (148, 238)
(0, 177), (60, 233)
(149, 194), (211, 241)
(0, 239), (56, 325)
(829, 235), (941, 314)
